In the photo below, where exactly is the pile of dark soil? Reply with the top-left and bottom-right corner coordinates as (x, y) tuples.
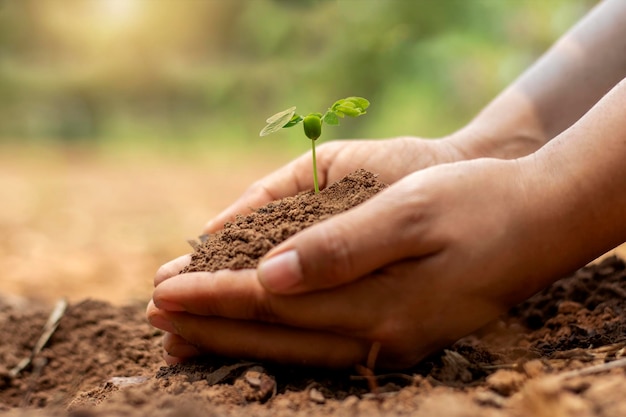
(2, 170), (626, 416)
(182, 169), (387, 273)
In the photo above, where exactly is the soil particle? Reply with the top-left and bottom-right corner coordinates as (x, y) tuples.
(485, 369), (526, 396)
(308, 387), (326, 404)
(234, 366), (276, 402)
(509, 255), (626, 356)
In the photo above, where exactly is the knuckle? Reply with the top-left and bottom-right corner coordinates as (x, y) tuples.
(368, 314), (404, 345)
(247, 293), (280, 323)
(391, 186), (436, 247)
(367, 316), (424, 369)
(245, 179), (275, 202)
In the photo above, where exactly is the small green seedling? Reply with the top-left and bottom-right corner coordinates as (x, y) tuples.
(260, 97), (370, 193)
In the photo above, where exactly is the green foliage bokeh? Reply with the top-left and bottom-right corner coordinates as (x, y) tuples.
(0, 0), (595, 148)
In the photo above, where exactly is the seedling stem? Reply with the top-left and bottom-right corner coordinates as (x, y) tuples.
(311, 138), (319, 194)
(260, 97), (370, 194)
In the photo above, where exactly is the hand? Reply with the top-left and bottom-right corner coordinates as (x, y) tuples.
(202, 136), (462, 233)
(147, 156), (576, 369)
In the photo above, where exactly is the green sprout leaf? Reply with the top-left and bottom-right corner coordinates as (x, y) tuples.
(322, 111), (340, 126)
(260, 97), (370, 194)
(335, 102), (361, 117)
(331, 97), (369, 118)
(345, 96), (370, 111)
(260, 106), (297, 136)
(283, 114), (304, 128)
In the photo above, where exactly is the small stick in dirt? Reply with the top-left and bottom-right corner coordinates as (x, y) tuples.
(20, 357), (48, 407)
(9, 298), (68, 377)
(354, 341), (382, 394)
(201, 361), (256, 386)
(558, 356), (626, 380)
(187, 239), (200, 250)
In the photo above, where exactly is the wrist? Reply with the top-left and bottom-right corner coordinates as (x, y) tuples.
(443, 122), (548, 161)
(516, 142), (626, 284)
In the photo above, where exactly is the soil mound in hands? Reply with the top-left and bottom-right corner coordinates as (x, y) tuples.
(3, 170), (626, 416)
(183, 168), (387, 273)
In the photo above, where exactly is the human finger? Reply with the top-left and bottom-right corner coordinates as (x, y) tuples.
(151, 269), (378, 334)
(201, 139), (391, 234)
(202, 137), (457, 235)
(256, 177), (442, 294)
(162, 332), (200, 365)
(147, 300), (202, 364)
(149, 308), (370, 368)
(154, 254), (191, 287)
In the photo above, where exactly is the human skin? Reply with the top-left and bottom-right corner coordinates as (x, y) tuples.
(147, 0), (626, 368)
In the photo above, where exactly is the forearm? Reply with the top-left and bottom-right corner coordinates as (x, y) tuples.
(447, 0), (626, 160)
(521, 77), (626, 286)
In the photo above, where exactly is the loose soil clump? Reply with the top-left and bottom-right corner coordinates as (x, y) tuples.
(2, 170), (626, 416)
(182, 169), (386, 273)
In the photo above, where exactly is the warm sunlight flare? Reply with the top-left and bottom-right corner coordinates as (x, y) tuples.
(94, 0), (142, 30)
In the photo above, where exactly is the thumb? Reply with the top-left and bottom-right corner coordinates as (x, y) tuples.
(256, 186), (431, 294)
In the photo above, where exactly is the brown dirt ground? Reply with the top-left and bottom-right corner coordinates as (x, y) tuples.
(2, 146), (626, 416)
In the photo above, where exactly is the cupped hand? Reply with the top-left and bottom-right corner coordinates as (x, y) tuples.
(202, 136), (462, 233)
(148, 156), (576, 369)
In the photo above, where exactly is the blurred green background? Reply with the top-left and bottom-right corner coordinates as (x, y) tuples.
(0, 0), (596, 152)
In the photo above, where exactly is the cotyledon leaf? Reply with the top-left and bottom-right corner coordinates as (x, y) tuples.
(260, 106), (297, 136)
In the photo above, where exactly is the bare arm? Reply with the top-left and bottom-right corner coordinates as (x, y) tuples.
(448, 0), (626, 159)
(203, 0), (626, 234)
(520, 76), (626, 280)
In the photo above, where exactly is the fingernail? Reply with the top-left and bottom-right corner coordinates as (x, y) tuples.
(203, 219), (216, 232)
(154, 299), (185, 312)
(149, 315), (178, 334)
(258, 250), (303, 292)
